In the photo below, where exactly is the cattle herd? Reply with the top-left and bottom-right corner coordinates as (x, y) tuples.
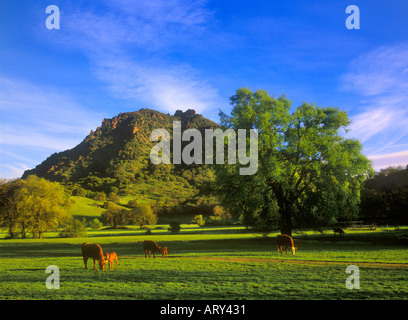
(81, 233), (306, 271)
(81, 240), (167, 270)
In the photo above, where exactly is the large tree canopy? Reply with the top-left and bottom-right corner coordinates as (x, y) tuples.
(0, 175), (70, 238)
(215, 88), (373, 235)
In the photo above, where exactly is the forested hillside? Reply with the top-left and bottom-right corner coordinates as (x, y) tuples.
(22, 108), (220, 213)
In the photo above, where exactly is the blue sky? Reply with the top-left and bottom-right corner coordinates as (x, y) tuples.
(1, 0), (408, 179)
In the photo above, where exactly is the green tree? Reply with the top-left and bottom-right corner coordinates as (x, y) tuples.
(127, 203), (157, 228)
(101, 201), (126, 228)
(360, 165), (408, 224)
(107, 192), (119, 202)
(10, 176), (70, 239)
(215, 88), (373, 235)
(208, 205), (233, 225)
(89, 218), (103, 230)
(168, 220), (181, 234)
(192, 214), (205, 228)
(59, 217), (87, 238)
(93, 191), (107, 202)
(72, 186), (87, 197)
(0, 179), (26, 238)
(127, 198), (140, 208)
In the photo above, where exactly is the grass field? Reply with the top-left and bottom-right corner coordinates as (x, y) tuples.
(0, 224), (407, 300)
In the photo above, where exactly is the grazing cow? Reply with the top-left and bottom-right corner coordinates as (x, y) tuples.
(82, 243), (105, 270)
(105, 252), (119, 269)
(333, 227), (345, 236)
(143, 240), (163, 258)
(276, 234), (296, 255)
(162, 247), (168, 258)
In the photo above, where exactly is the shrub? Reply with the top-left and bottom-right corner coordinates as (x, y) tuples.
(127, 203), (157, 228)
(92, 191), (106, 202)
(168, 220), (181, 234)
(72, 187), (87, 197)
(89, 218), (102, 230)
(59, 218), (87, 238)
(107, 192), (119, 202)
(192, 214), (205, 227)
(101, 204), (126, 228)
(127, 199), (139, 208)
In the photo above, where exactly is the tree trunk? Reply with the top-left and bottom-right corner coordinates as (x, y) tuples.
(280, 226), (292, 237)
(273, 183), (294, 237)
(280, 203), (293, 237)
(21, 222), (27, 239)
(8, 226), (15, 239)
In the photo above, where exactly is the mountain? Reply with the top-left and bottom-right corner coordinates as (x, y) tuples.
(22, 108), (220, 212)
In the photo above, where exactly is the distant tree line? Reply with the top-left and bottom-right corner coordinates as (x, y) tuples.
(100, 201), (157, 229)
(0, 175), (159, 239)
(360, 165), (408, 225)
(1, 131), (407, 240)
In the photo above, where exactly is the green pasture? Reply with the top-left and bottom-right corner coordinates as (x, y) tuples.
(0, 225), (407, 300)
(67, 196), (106, 221)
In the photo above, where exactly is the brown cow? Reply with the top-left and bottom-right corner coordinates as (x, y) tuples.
(333, 227), (345, 236)
(162, 247), (168, 258)
(105, 252), (119, 269)
(277, 234), (296, 255)
(81, 242), (105, 270)
(143, 240), (163, 258)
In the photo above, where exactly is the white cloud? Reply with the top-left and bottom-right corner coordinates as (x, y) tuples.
(56, 0), (220, 114)
(0, 77), (101, 150)
(93, 54), (219, 113)
(106, 0), (212, 26)
(369, 151), (408, 170)
(0, 163), (31, 180)
(0, 77), (103, 178)
(341, 42), (408, 167)
(341, 42), (408, 96)
(347, 97), (408, 148)
(1, 0), (218, 179)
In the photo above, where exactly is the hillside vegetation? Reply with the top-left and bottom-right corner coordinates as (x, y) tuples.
(22, 109), (219, 214)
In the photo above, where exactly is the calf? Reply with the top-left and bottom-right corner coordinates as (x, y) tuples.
(276, 234), (296, 255)
(333, 227), (345, 236)
(143, 240), (163, 258)
(82, 243), (105, 270)
(105, 252), (119, 269)
(162, 247), (168, 258)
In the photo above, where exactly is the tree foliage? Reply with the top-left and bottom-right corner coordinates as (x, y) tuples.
(360, 165), (408, 224)
(127, 203), (157, 228)
(89, 218), (103, 230)
(215, 88), (373, 235)
(192, 214), (205, 227)
(168, 220), (181, 234)
(0, 175), (70, 238)
(100, 202), (157, 228)
(100, 201), (126, 228)
(59, 217), (87, 238)
(0, 178), (26, 238)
